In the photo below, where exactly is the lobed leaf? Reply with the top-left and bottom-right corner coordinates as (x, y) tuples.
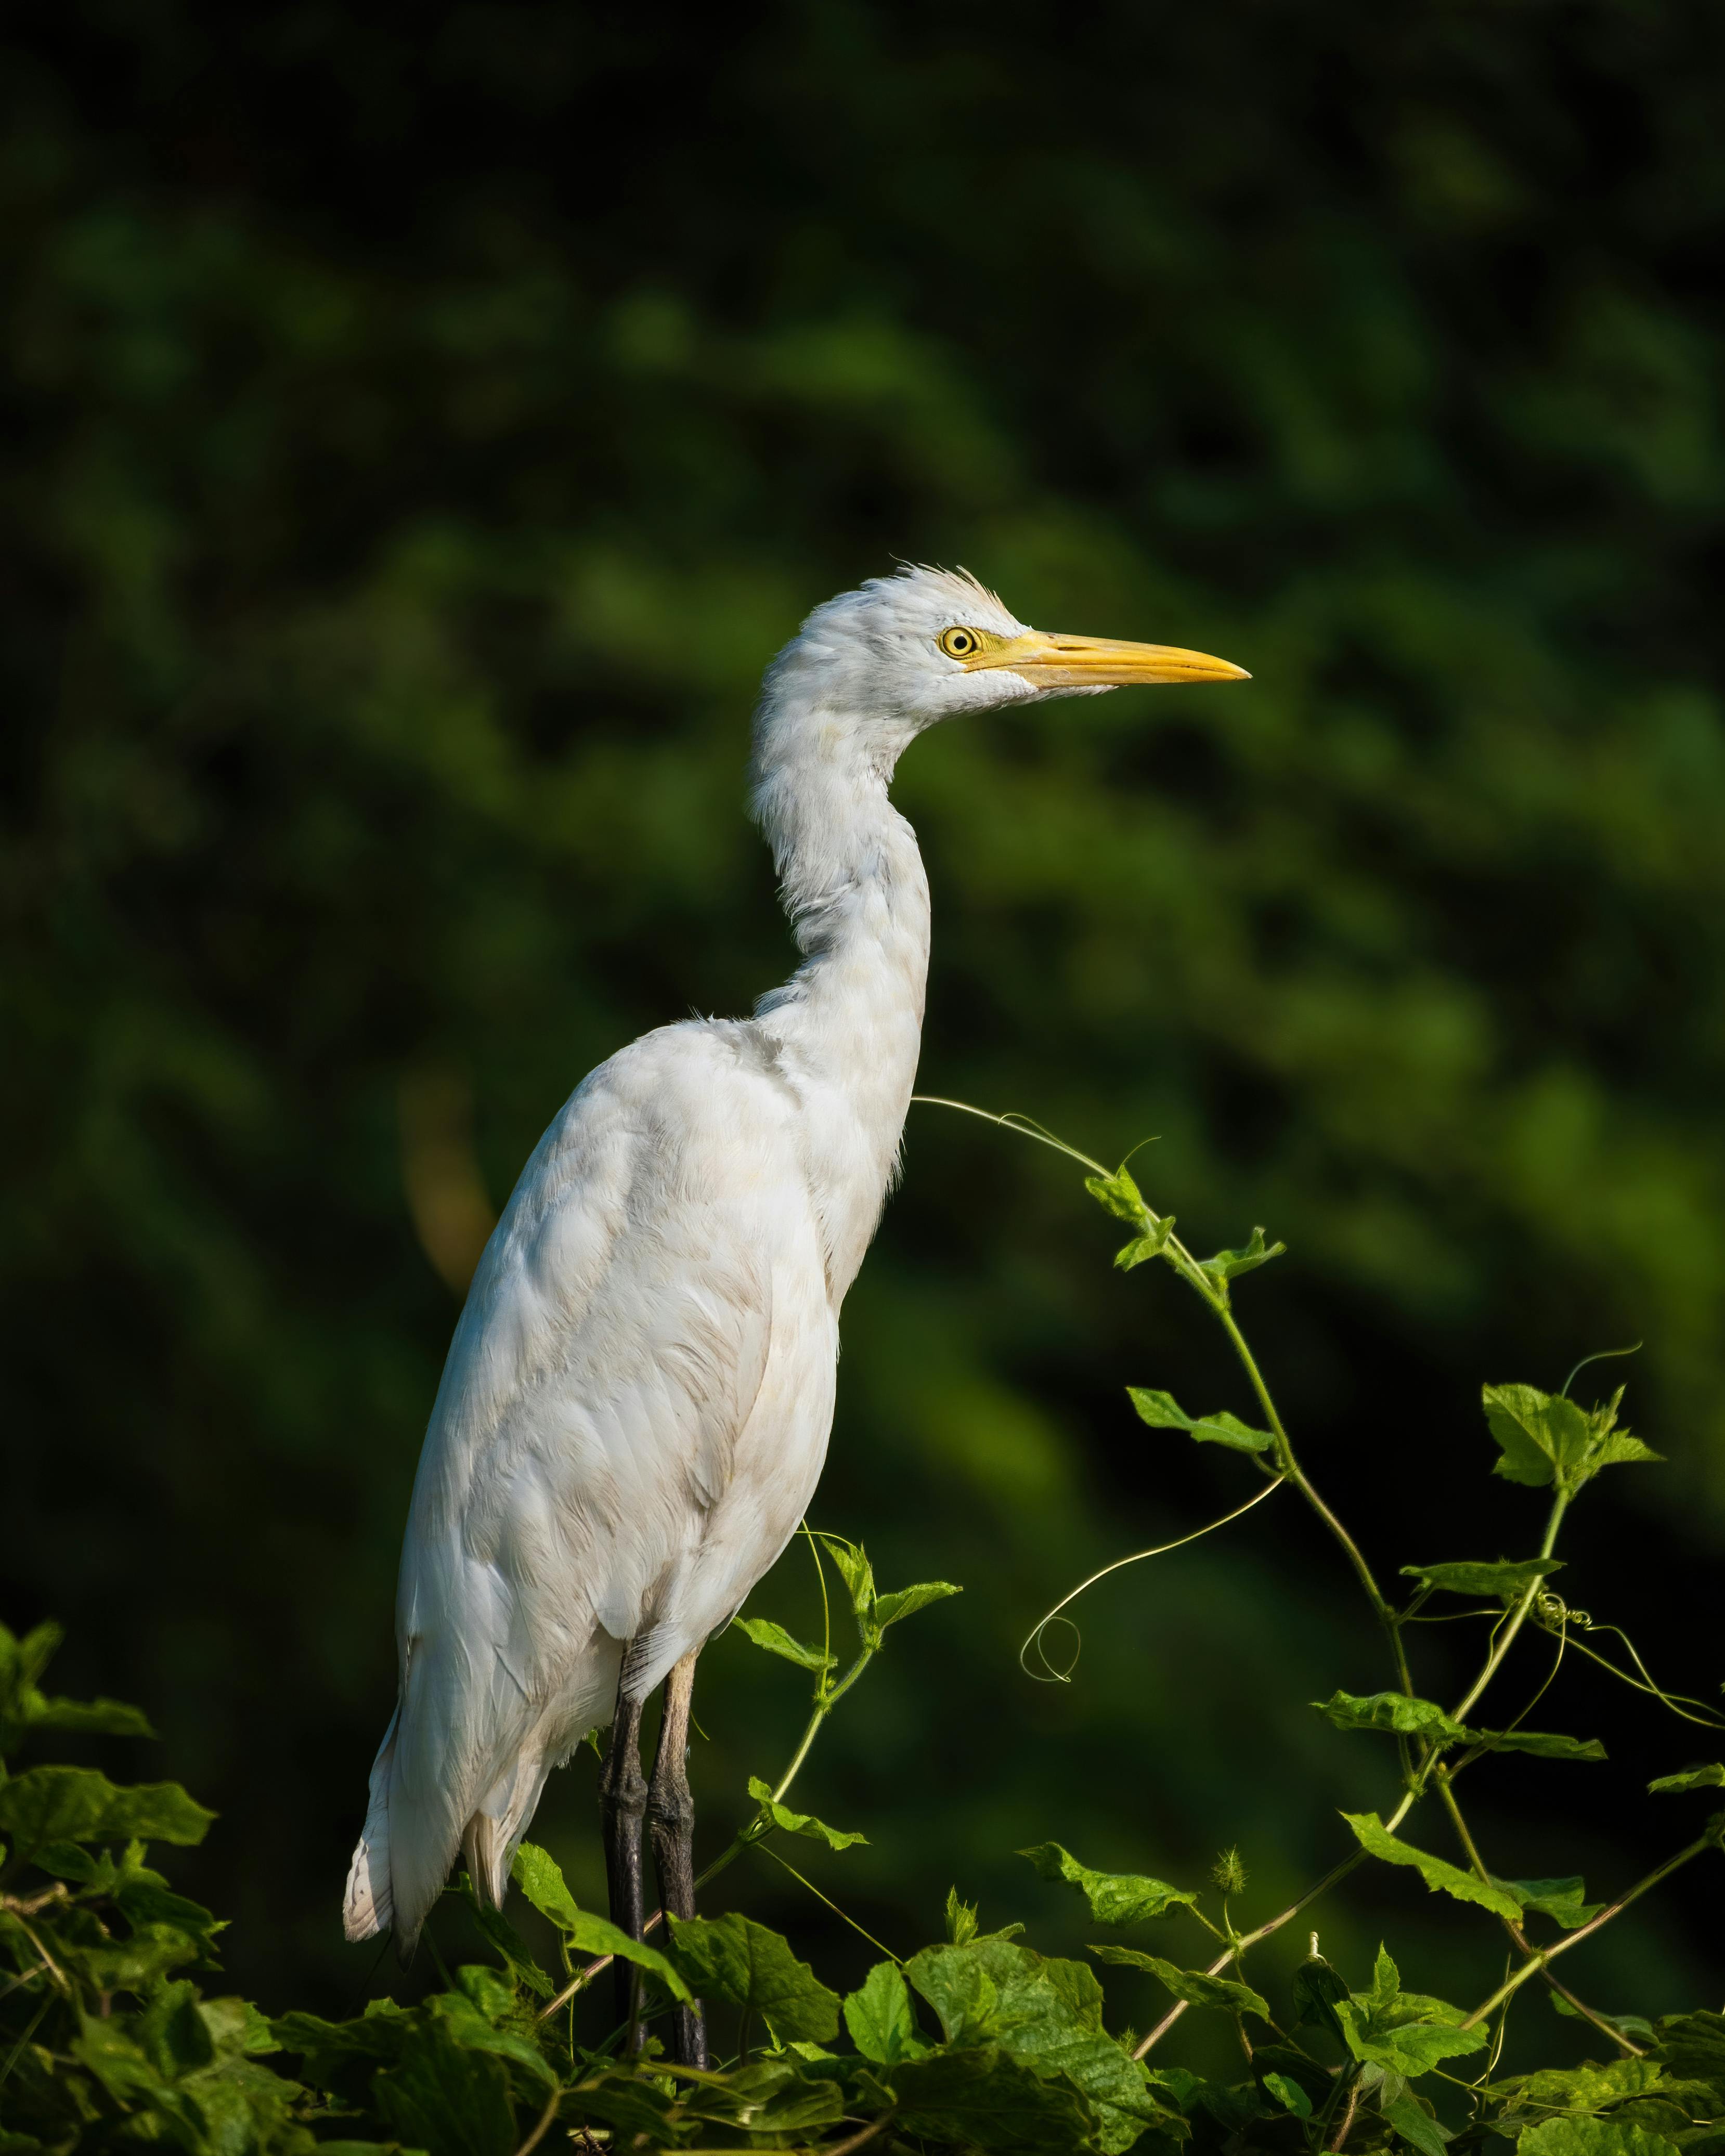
(1335, 1947), (1484, 2080)
(1516, 2120), (1683, 2156)
(1197, 1228), (1285, 1292)
(1019, 1841), (1197, 1925)
(816, 1537), (878, 1627)
(510, 1841), (579, 1930)
(1400, 1557), (1566, 1601)
(844, 1960), (928, 2066)
(372, 2030), (517, 2156)
(907, 1936), (1179, 2153)
(1114, 1220), (1174, 1271)
(1468, 1729), (1606, 1762)
(872, 1580), (963, 1631)
(505, 1852), (689, 1999)
(747, 1775), (867, 1849)
(1649, 1764), (1725, 1794)
(1292, 1952), (1350, 2042)
(945, 1886), (980, 1946)
(1592, 1433), (1664, 1469)
(669, 1911), (839, 2041)
(1482, 1383), (1663, 1496)
(732, 1616), (835, 1672)
(0, 1765), (215, 1855)
(1341, 1811), (1524, 1918)
(890, 2043), (1102, 2153)
(1314, 1690), (1467, 1743)
(1127, 1388), (1275, 1454)
(1483, 1383), (1590, 1488)
(1384, 2094), (1453, 2156)
(1503, 1876), (1605, 1929)
(1261, 2071), (1312, 2120)
(1091, 1947), (1269, 2024)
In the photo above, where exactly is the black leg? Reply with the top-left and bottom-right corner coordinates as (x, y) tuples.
(599, 1684), (646, 2036)
(646, 1650), (708, 2069)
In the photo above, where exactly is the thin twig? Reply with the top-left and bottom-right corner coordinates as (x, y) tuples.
(755, 1842), (902, 1964)
(1461, 1835), (1714, 2028)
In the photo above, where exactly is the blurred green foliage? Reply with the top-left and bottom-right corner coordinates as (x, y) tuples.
(4, 0), (1724, 2059)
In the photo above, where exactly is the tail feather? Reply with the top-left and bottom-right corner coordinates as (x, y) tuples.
(343, 1705), (399, 1945)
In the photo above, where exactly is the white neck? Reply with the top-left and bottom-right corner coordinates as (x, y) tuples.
(749, 722), (930, 1300)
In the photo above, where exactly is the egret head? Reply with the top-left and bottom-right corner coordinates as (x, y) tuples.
(754, 563), (1248, 788)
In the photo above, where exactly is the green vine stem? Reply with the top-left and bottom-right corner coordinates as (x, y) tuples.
(1459, 1834), (1716, 2029)
(909, 1101), (1669, 2070)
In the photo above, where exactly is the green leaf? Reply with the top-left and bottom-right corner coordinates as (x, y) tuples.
(1516, 2119), (1684, 2156)
(1019, 1841), (1197, 1924)
(502, 1870), (688, 1999)
(1334, 1949), (1484, 2080)
(890, 2044), (1101, 2153)
(1292, 1952), (1350, 2042)
(0, 1619), (158, 1755)
(425, 1989), (559, 2091)
(274, 2001), (417, 2089)
(669, 1911), (839, 2041)
(1313, 1690), (1468, 1743)
(907, 1937), (1179, 2154)
(1400, 1557), (1566, 1601)
(678, 2058), (848, 2134)
(946, 1886), (979, 1945)
(1653, 2010), (1725, 2081)
(562, 2064), (685, 2146)
(1341, 2010), (1484, 2077)
(1384, 2094), (1451, 2156)
(1114, 1220), (1174, 1271)
(1261, 2071), (1312, 2120)
(1341, 1812), (1524, 1919)
(732, 1616), (835, 1672)
(844, 1960), (928, 2065)
(372, 2029), (517, 2156)
(1649, 1764), (1725, 1794)
(816, 1537), (878, 1627)
(1551, 1995), (1657, 2040)
(1483, 1382), (1590, 1488)
(1501, 2057), (1671, 2114)
(1127, 1388), (1275, 1453)
(1085, 1166), (1149, 1226)
(1591, 1433), (1664, 1470)
(1197, 1227), (1285, 1292)
(1503, 1876), (1605, 1929)
(1090, 1947), (1269, 2023)
(872, 1581), (963, 1631)
(1469, 1728), (1606, 1761)
(747, 1775), (866, 1849)
(0, 1765), (215, 1856)
(1481, 1383), (1659, 1495)
(463, 1898), (556, 2001)
(510, 1841), (579, 1930)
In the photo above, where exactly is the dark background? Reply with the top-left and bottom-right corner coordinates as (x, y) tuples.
(6, 0), (1725, 2074)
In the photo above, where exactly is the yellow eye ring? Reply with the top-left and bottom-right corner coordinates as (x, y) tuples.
(939, 626), (980, 660)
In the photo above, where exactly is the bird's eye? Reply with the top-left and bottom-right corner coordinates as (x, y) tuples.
(939, 626), (980, 659)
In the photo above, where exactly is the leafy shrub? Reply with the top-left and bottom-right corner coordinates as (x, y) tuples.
(4, 1119), (1722, 2153)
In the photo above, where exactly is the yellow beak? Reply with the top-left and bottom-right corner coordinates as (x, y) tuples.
(965, 630), (1249, 689)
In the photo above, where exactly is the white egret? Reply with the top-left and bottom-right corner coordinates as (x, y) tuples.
(343, 564), (1246, 2061)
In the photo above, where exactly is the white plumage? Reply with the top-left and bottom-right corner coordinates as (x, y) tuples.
(344, 565), (1245, 1955)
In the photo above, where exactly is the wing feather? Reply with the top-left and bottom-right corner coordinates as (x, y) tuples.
(345, 1021), (812, 1950)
